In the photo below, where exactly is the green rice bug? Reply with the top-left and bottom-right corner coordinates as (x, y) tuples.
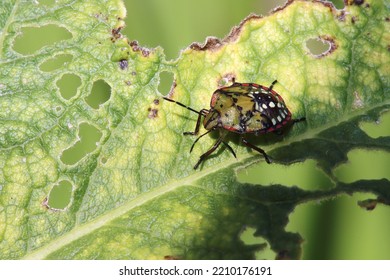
(163, 80), (305, 169)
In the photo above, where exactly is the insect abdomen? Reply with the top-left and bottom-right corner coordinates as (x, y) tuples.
(208, 83), (292, 134)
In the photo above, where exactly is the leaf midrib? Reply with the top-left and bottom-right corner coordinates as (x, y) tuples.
(22, 158), (236, 259)
(22, 99), (389, 259)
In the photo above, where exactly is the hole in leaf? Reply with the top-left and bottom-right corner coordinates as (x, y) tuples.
(124, 0), (286, 60)
(240, 227), (276, 259)
(306, 38), (331, 57)
(289, 193), (390, 259)
(47, 180), (73, 210)
(85, 79), (111, 109)
(333, 149), (390, 183)
(287, 197), (343, 259)
(237, 160), (333, 190)
(13, 24), (72, 55)
(60, 123), (102, 165)
(57, 73), (81, 100)
(330, 0), (344, 9)
(39, 54), (73, 72)
(158, 71), (174, 94)
(360, 110), (390, 138)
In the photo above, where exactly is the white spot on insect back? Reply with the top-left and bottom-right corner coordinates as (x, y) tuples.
(269, 101), (275, 108)
(271, 118), (276, 125)
(262, 103), (268, 109)
(277, 116), (282, 122)
(277, 103), (282, 108)
(281, 112), (286, 118)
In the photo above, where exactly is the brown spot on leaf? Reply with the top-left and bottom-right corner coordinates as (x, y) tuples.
(186, 1), (344, 55)
(189, 37), (223, 51)
(225, 14), (262, 44)
(42, 197), (49, 209)
(129, 40), (151, 57)
(119, 59), (128, 70)
(148, 98), (161, 119)
(111, 27), (122, 40)
(319, 35), (337, 57)
(218, 73), (236, 87)
(166, 80), (177, 99)
(147, 108), (158, 119)
(189, 14), (262, 52)
(110, 18), (126, 42)
(271, 0), (297, 13)
(41, 196), (61, 212)
(337, 10), (347, 21)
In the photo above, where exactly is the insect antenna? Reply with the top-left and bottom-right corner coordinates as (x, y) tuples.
(163, 97), (201, 115)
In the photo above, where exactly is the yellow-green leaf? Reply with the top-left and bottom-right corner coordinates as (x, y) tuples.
(0, 0), (389, 260)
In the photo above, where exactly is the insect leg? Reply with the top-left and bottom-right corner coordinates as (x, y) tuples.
(183, 109), (209, 136)
(241, 138), (272, 164)
(193, 136), (224, 170)
(189, 130), (212, 153)
(268, 80), (278, 91)
(222, 141), (237, 159)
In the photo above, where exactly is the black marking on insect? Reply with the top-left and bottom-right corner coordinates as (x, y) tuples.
(163, 80), (305, 169)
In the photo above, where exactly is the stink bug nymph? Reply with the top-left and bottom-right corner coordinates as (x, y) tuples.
(163, 80), (305, 169)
